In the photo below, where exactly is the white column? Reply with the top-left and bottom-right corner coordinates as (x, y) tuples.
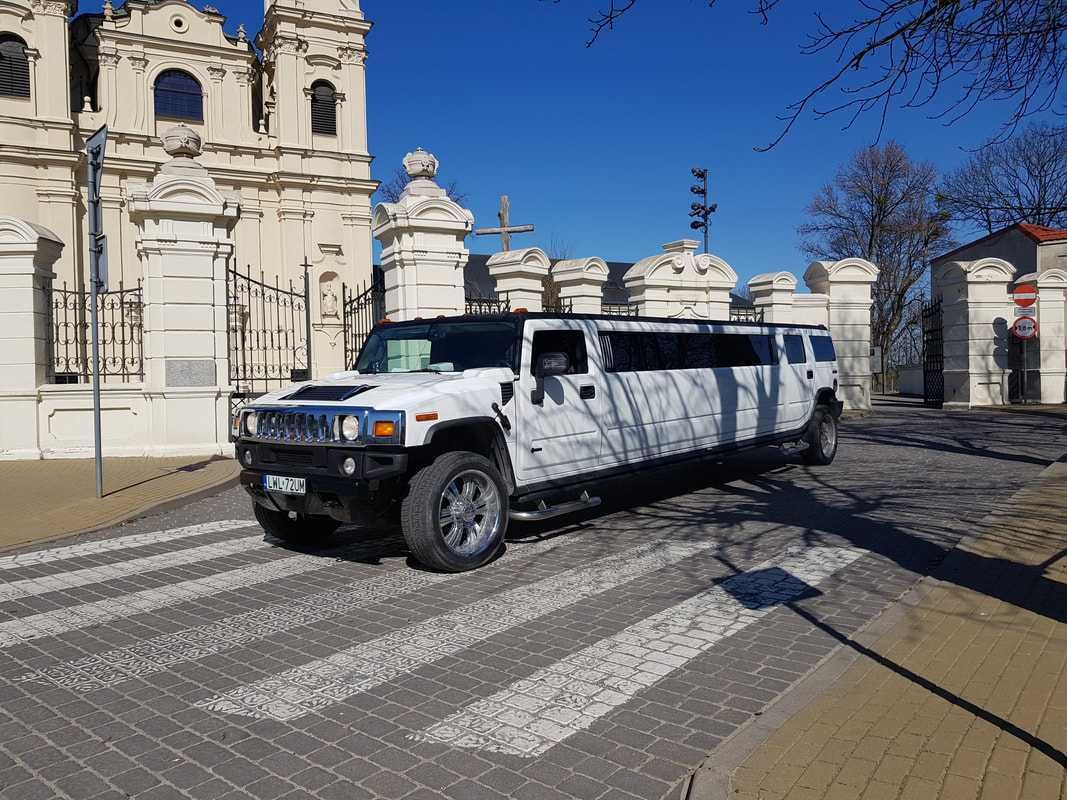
(792, 294), (830, 327)
(0, 218), (63, 460)
(933, 258), (1013, 408)
(487, 248), (550, 311)
(624, 240), (737, 319)
(1037, 269), (1067, 404)
(747, 271), (797, 323)
(805, 259), (879, 411)
(128, 125), (239, 457)
(553, 257), (609, 314)
(372, 149), (473, 320)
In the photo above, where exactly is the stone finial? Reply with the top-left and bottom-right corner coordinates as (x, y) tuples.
(103, 0), (113, 21)
(403, 147), (438, 180)
(237, 24), (247, 43)
(162, 124), (202, 159)
(81, 96), (92, 113)
(258, 118), (267, 134)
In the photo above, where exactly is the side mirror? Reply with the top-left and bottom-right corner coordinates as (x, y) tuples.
(531, 351), (569, 405)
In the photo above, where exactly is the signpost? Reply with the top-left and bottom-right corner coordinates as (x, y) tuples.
(86, 125), (108, 499)
(1010, 283), (1039, 403)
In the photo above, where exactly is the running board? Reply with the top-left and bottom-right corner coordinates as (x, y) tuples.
(509, 491), (602, 522)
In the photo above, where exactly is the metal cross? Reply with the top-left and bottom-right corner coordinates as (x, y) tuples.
(473, 195), (534, 251)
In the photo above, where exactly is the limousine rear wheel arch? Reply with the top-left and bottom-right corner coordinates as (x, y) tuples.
(401, 450), (510, 573)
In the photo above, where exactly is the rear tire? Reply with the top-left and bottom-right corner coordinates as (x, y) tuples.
(254, 502), (339, 544)
(401, 451), (509, 572)
(803, 406), (838, 465)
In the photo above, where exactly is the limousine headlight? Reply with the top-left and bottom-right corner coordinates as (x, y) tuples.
(340, 414), (361, 442)
(244, 411), (258, 436)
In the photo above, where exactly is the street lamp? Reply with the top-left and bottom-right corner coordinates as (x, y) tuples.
(688, 167), (717, 254)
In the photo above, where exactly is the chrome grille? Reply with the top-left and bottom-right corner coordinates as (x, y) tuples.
(256, 410), (341, 443)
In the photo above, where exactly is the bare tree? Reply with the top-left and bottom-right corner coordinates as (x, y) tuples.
(541, 233), (574, 310)
(375, 165), (468, 205)
(798, 142), (954, 382)
(560, 0), (1067, 149)
(938, 123), (1067, 234)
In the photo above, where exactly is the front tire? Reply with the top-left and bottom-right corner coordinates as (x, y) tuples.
(803, 405), (838, 465)
(254, 502), (339, 544)
(401, 451), (509, 572)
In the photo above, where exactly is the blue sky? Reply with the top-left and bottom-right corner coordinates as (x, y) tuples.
(83, 1), (1055, 282)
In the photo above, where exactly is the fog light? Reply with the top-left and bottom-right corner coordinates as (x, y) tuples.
(242, 449), (252, 466)
(342, 457), (356, 476)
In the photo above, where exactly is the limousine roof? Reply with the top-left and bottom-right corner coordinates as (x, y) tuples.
(393, 312), (829, 332)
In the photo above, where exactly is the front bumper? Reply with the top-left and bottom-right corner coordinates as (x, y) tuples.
(236, 439), (407, 523)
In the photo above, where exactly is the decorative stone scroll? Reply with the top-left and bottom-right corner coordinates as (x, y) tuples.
(624, 240), (737, 319)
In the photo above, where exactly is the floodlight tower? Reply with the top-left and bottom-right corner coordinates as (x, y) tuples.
(688, 167), (717, 254)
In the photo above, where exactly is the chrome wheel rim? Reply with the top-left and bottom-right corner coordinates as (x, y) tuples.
(438, 469), (502, 555)
(819, 416), (836, 454)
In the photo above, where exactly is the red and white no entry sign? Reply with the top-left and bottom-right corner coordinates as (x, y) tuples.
(1013, 283), (1038, 308)
(1011, 316), (1039, 340)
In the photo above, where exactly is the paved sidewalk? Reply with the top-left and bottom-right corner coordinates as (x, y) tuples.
(693, 459), (1067, 800)
(0, 456), (239, 551)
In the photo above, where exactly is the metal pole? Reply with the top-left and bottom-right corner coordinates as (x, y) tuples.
(88, 148), (104, 499)
(303, 261), (312, 379)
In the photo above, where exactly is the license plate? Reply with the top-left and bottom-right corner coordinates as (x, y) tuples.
(263, 475), (306, 495)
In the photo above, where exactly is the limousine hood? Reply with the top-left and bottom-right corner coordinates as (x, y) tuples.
(248, 368), (515, 413)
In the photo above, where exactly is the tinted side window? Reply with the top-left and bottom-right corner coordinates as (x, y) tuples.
(531, 330), (588, 375)
(714, 334), (761, 368)
(784, 334), (806, 364)
(810, 335), (836, 362)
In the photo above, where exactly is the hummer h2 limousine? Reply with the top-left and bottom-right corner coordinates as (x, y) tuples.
(233, 312), (843, 572)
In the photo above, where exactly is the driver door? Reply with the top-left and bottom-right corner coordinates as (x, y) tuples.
(514, 320), (602, 485)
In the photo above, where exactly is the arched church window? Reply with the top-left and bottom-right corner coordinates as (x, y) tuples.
(0, 34), (30, 99)
(154, 69), (203, 122)
(310, 80), (337, 136)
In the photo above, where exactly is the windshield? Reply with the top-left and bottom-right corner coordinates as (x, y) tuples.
(353, 320), (520, 374)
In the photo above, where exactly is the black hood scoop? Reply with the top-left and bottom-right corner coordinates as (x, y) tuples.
(283, 384), (377, 402)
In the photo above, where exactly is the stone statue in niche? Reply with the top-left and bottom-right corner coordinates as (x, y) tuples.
(319, 271), (339, 319)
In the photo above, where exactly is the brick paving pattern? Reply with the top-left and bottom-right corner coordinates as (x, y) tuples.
(0, 401), (1061, 800)
(724, 462), (1067, 800)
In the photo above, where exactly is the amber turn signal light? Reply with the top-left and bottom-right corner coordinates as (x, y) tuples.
(415, 412), (438, 422)
(372, 420), (396, 438)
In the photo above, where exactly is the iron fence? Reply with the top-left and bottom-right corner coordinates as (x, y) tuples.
(227, 264), (311, 417)
(50, 280), (143, 383)
(342, 274), (385, 369)
(602, 302), (640, 317)
(728, 306), (765, 323)
(542, 297), (573, 314)
(922, 299), (944, 406)
(465, 292), (510, 314)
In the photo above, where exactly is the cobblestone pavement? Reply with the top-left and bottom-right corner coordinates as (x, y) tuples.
(0, 401), (1063, 800)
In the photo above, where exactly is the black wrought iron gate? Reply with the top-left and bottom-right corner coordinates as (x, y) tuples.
(921, 299), (944, 406)
(226, 264), (311, 416)
(342, 274), (385, 369)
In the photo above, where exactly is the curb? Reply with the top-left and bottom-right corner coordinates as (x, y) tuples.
(0, 461), (241, 556)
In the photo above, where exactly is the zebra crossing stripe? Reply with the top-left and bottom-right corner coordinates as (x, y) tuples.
(14, 535), (566, 692)
(196, 541), (717, 721)
(412, 546), (865, 757)
(0, 520), (254, 571)
(0, 536), (267, 602)
(0, 539), (399, 649)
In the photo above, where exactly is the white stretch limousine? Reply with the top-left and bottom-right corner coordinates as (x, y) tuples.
(233, 313), (842, 571)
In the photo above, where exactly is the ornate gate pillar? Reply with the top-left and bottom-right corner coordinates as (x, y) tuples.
(0, 218), (62, 460)
(487, 247), (550, 311)
(128, 125), (239, 456)
(553, 257), (609, 314)
(1037, 269), (1067, 404)
(624, 240), (736, 319)
(372, 149), (473, 320)
(747, 271), (797, 323)
(932, 258), (1013, 407)
(805, 258), (879, 411)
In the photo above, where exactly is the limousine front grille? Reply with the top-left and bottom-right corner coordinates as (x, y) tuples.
(256, 411), (341, 443)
